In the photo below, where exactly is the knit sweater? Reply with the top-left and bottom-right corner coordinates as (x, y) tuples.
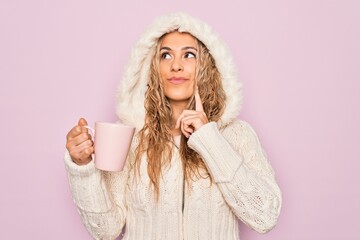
(65, 120), (281, 239)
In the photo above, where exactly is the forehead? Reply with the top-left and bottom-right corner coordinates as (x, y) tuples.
(160, 32), (196, 48)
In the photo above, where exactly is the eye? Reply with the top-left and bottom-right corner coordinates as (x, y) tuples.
(161, 52), (171, 59)
(184, 52), (196, 59)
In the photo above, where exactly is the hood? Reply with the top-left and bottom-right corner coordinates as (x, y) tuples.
(116, 12), (242, 129)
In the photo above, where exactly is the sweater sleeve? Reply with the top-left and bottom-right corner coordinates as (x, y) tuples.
(187, 120), (282, 233)
(64, 149), (132, 239)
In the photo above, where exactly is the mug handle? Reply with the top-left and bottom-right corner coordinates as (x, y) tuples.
(84, 126), (95, 138)
(84, 126), (95, 159)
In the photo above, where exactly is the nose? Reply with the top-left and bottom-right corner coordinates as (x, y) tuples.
(171, 58), (183, 72)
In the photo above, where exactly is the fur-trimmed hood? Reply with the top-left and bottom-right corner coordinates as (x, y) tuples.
(116, 12), (242, 129)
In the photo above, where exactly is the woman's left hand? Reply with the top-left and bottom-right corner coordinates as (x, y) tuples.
(175, 90), (208, 138)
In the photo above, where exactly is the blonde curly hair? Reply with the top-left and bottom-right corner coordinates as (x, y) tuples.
(134, 32), (226, 199)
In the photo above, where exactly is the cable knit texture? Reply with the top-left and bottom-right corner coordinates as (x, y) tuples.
(64, 12), (281, 240)
(65, 120), (281, 239)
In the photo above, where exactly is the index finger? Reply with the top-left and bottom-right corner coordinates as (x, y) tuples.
(66, 125), (83, 140)
(195, 88), (204, 112)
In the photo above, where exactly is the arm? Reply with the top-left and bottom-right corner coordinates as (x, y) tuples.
(187, 120), (282, 233)
(64, 150), (131, 239)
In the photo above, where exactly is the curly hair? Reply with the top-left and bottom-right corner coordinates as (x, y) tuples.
(134, 32), (227, 200)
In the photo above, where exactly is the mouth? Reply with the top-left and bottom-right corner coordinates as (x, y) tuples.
(168, 77), (188, 85)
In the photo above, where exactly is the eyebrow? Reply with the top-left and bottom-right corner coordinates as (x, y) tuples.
(160, 46), (198, 51)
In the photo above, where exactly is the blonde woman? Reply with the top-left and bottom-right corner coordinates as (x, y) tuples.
(65, 13), (282, 240)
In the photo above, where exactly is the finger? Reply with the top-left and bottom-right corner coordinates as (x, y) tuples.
(76, 140), (94, 153)
(68, 132), (92, 148)
(83, 146), (94, 156)
(69, 142), (93, 159)
(182, 116), (203, 135)
(66, 118), (88, 140)
(78, 118), (88, 127)
(80, 146), (94, 161)
(195, 88), (204, 112)
(181, 114), (207, 132)
(66, 125), (83, 140)
(180, 121), (191, 138)
(175, 110), (198, 129)
(182, 121), (194, 135)
(78, 118), (89, 133)
(180, 117), (197, 138)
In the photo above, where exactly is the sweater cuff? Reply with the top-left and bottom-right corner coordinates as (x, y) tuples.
(64, 150), (97, 176)
(188, 122), (243, 183)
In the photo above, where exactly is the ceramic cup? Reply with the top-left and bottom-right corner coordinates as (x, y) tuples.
(85, 122), (135, 171)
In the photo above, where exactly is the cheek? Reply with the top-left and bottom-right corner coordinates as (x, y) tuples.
(185, 62), (196, 77)
(159, 61), (170, 77)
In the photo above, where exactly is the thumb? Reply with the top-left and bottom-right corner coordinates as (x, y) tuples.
(78, 118), (88, 127)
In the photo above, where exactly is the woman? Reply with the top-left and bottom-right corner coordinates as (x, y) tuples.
(65, 13), (282, 240)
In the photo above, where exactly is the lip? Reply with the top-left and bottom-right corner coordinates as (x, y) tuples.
(168, 77), (188, 84)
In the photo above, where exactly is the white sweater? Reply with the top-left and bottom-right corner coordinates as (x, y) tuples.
(65, 120), (282, 239)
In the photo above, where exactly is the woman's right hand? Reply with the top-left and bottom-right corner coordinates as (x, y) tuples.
(66, 118), (94, 165)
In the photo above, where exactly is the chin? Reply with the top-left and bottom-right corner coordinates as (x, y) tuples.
(166, 93), (192, 103)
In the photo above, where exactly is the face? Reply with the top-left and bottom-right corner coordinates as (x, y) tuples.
(158, 31), (197, 106)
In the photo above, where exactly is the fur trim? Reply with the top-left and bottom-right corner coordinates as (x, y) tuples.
(116, 12), (242, 129)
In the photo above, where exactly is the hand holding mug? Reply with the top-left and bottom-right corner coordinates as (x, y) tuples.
(66, 118), (94, 165)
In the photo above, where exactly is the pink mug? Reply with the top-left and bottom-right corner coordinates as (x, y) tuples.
(85, 122), (135, 171)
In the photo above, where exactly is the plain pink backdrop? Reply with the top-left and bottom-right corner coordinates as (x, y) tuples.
(1, 0), (359, 239)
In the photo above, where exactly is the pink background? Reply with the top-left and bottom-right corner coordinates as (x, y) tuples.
(1, 0), (359, 239)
